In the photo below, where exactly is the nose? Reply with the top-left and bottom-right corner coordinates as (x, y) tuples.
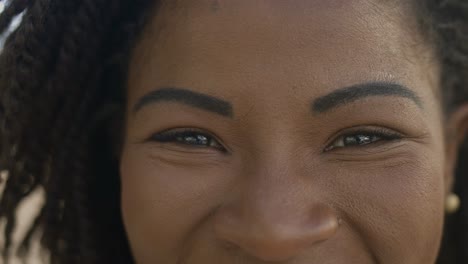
(213, 172), (338, 262)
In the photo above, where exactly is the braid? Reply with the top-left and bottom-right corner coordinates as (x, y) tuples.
(431, 0), (468, 112)
(0, 1), (84, 261)
(0, 0), (33, 34)
(0, 1), (75, 259)
(0, 0), (155, 262)
(415, 0), (468, 263)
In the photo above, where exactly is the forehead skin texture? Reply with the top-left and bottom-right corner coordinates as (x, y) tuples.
(121, 1), (446, 263)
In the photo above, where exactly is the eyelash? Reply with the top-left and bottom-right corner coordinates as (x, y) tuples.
(149, 127), (403, 153)
(324, 127), (403, 152)
(149, 128), (227, 152)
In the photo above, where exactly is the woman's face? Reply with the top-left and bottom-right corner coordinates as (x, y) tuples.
(120, 1), (451, 263)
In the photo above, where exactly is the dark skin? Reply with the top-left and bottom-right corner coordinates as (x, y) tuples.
(120, 1), (468, 263)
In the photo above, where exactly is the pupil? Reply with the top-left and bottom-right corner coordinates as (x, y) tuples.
(179, 134), (209, 145)
(344, 135), (372, 145)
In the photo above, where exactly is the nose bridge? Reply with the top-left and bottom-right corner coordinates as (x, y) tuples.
(243, 159), (309, 223)
(214, 151), (339, 262)
(244, 128), (317, 216)
(240, 154), (328, 239)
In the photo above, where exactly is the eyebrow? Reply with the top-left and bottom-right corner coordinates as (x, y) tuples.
(133, 87), (234, 118)
(312, 82), (423, 113)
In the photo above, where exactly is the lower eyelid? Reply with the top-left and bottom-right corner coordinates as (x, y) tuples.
(146, 146), (230, 167)
(168, 144), (210, 152)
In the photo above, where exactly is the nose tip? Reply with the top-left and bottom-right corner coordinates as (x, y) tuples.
(214, 205), (339, 262)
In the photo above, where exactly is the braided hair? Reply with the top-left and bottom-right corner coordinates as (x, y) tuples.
(0, 0), (466, 263)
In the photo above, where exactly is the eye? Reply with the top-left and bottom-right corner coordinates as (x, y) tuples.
(325, 127), (403, 152)
(149, 128), (226, 152)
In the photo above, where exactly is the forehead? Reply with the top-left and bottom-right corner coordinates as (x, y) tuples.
(128, 0), (437, 114)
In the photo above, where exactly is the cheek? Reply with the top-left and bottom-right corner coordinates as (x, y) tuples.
(119, 146), (232, 263)
(119, 140), (446, 263)
(331, 154), (445, 263)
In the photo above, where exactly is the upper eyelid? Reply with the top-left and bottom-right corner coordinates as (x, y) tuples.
(324, 125), (405, 144)
(148, 125), (405, 152)
(152, 129), (215, 141)
(150, 128), (229, 150)
(339, 129), (403, 140)
(155, 127), (207, 134)
(151, 127), (217, 139)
